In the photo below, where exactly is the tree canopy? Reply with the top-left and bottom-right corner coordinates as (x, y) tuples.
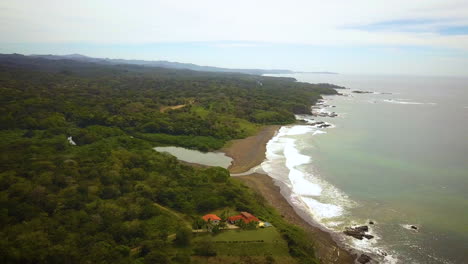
(0, 54), (338, 263)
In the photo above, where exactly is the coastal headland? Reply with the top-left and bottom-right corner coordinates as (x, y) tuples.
(223, 126), (355, 264)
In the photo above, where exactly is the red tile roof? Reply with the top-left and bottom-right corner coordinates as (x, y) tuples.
(241, 212), (254, 218)
(227, 215), (244, 222)
(202, 214), (221, 222)
(227, 212), (259, 223)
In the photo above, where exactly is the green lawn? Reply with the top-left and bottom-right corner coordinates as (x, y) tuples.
(211, 228), (281, 242)
(232, 117), (260, 136)
(193, 228), (290, 257)
(191, 105), (210, 118)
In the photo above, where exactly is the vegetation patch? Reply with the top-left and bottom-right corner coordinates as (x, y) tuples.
(0, 55), (340, 264)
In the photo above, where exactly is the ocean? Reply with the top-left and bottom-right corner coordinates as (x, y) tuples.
(262, 74), (468, 263)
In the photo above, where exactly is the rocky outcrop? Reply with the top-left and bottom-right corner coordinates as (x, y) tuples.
(312, 111), (338, 118)
(352, 90), (373, 94)
(310, 121), (324, 126)
(357, 254), (372, 263)
(343, 226), (374, 240)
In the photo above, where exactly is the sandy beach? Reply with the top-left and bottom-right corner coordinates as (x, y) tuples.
(223, 125), (355, 264)
(222, 125), (280, 174)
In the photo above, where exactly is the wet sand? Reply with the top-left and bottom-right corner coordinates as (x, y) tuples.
(222, 125), (280, 174)
(237, 173), (354, 264)
(223, 125), (355, 263)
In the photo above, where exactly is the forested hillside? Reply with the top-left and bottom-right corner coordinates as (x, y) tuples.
(0, 54), (340, 263)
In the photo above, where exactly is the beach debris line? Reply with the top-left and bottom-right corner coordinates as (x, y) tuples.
(343, 225), (374, 240)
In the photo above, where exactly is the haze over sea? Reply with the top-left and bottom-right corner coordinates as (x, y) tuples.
(263, 74), (468, 263)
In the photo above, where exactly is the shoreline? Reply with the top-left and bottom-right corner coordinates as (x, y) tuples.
(222, 125), (280, 174)
(222, 125), (355, 263)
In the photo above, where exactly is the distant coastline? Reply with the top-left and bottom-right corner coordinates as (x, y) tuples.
(3, 53), (338, 76)
(293, 71), (339, 74)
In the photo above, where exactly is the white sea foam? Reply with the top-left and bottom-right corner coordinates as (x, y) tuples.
(294, 114), (314, 123)
(312, 130), (326, 135)
(383, 99), (436, 105)
(284, 125), (315, 135)
(345, 225), (401, 264)
(262, 123), (400, 264)
(263, 125), (354, 223)
(302, 197), (343, 218)
(401, 224), (419, 232)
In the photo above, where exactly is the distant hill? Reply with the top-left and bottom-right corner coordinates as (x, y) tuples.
(27, 53), (297, 75)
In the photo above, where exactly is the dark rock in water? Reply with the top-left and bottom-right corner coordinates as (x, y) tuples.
(344, 226), (372, 240)
(343, 229), (365, 239)
(352, 90), (373, 94)
(357, 254), (372, 264)
(310, 121), (324, 126)
(411, 225), (418, 230)
(369, 221), (374, 225)
(355, 225), (369, 232)
(318, 124), (331, 128)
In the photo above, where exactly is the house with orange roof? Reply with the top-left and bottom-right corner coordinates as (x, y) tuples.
(227, 212), (259, 224)
(202, 214), (221, 225)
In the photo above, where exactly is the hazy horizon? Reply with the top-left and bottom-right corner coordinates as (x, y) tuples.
(1, 0), (468, 76)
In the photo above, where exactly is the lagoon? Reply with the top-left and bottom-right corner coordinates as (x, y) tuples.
(154, 146), (233, 168)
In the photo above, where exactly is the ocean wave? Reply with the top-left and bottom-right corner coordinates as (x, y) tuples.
(313, 130), (327, 135)
(285, 125), (316, 135)
(383, 99), (436, 105)
(294, 114), (315, 123)
(262, 124), (400, 263)
(263, 125), (354, 223)
(301, 196), (344, 218)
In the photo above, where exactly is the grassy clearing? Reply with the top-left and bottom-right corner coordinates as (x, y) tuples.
(210, 228), (281, 242)
(191, 105), (210, 118)
(191, 256), (297, 264)
(193, 228), (290, 257)
(234, 117), (261, 136)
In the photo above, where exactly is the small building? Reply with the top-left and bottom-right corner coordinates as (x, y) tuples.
(259, 221), (272, 228)
(202, 214), (221, 225)
(227, 212), (259, 224)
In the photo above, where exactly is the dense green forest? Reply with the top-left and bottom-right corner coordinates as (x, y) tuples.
(0, 54), (341, 263)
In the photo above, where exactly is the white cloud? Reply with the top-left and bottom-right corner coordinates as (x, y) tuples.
(1, 0), (468, 50)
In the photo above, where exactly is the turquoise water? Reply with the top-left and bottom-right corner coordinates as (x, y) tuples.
(263, 74), (468, 263)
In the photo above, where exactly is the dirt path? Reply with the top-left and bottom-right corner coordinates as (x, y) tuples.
(153, 202), (191, 229)
(159, 104), (187, 113)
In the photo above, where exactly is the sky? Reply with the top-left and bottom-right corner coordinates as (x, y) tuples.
(1, 0), (468, 76)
